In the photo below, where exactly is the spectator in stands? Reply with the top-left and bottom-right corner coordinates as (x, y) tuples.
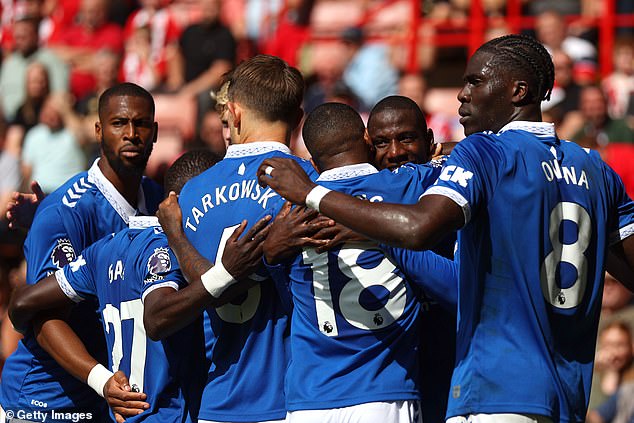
(534, 9), (597, 67)
(122, 0), (181, 91)
(542, 50), (581, 117)
(48, 0), (124, 99)
(303, 49), (347, 114)
(572, 85), (634, 147)
(73, 49), (121, 160)
(122, 26), (160, 91)
(0, 121), (23, 221)
(21, 94), (86, 194)
(172, 0), (235, 125)
(588, 321), (634, 422)
(11, 62), (50, 134)
(0, 14), (68, 122)
(261, 0), (316, 68)
(600, 272), (634, 334)
(0, 0), (46, 52)
(398, 72), (457, 143)
(569, 86), (634, 198)
(602, 38), (634, 120)
(340, 26), (398, 113)
(190, 108), (227, 158)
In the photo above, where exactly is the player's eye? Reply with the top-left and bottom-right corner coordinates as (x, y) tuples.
(373, 139), (388, 148)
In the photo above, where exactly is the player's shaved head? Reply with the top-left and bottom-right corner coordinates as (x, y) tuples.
(164, 149), (222, 195)
(368, 96), (428, 132)
(302, 102), (368, 171)
(98, 82), (155, 120)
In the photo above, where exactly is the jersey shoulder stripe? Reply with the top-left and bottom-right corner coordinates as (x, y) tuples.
(62, 176), (95, 208)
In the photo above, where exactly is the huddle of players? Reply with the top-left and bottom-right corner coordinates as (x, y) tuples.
(3, 32), (634, 423)
(0, 54), (457, 423)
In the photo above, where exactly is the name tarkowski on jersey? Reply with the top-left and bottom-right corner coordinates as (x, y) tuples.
(184, 178), (279, 232)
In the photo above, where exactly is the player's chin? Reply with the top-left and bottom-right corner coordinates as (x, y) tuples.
(121, 156), (150, 171)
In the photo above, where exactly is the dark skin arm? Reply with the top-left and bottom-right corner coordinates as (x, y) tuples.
(263, 202), (333, 265)
(607, 236), (634, 293)
(257, 159), (634, 287)
(9, 277), (150, 420)
(147, 193), (271, 340)
(257, 157), (464, 250)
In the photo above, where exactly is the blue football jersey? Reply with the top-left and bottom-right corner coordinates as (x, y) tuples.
(389, 159), (459, 423)
(424, 121), (634, 422)
(270, 163), (442, 411)
(177, 142), (318, 422)
(55, 221), (204, 422)
(0, 159), (163, 416)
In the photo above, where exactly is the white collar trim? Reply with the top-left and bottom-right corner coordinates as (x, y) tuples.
(87, 158), (147, 224)
(128, 216), (159, 229)
(317, 163), (378, 181)
(497, 121), (556, 137)
(224, 141), (291, 158)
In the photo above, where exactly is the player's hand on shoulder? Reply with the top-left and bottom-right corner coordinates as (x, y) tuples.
(263, 202), (334, 264)
(257, 158), (316, 205)
(222, 215), (273, 279)
(104, 370), (149, 422)
(6, 181), (46, 230)
(157, 192), (183, 237)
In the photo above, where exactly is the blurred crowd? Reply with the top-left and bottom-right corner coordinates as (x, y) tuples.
(0, 0), (632, 420)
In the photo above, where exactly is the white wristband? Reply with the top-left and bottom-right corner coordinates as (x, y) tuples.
(200, 260), (237, 298)
(305, 185), (332, 212)
(87, 363), (114, 398)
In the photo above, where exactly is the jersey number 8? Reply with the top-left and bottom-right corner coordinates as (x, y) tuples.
(540, 201), (592, 309)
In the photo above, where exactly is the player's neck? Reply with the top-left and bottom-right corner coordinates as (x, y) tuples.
(98, 159), (143, 207)
(236, 119), (292, 146)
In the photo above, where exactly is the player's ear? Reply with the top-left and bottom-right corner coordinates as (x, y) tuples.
(426, 128), (435, 156)
(364, 129), (375, 153)
(95, 121), (102, 140)
(512, 80), (529, 104)
(227, 101), (241, 130)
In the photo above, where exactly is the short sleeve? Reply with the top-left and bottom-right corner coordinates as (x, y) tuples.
(140, 234), (187, 303)
(57, 239), (105, 302)
(24, 205), (80, 285)
(606, 163), (634, 245)
(423, 135), (502, 226)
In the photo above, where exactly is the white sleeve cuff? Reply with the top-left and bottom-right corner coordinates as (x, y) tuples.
(609, 222), (634, 246)
(54, 270), (85, 303)
(141, 282), (179, 303)
(423, 186), (471, 225)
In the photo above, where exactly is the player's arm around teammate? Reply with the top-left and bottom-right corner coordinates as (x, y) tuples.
(9, 274), (151, 422)
(146, 192), (272, 340)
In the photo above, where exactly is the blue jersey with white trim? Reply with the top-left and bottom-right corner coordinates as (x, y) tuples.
(275, 163), (441, 411)
(425, 122), (634, 422)
(177, 142), (318, 422)
(0, 160), (163, 415)
(57, 226), (204, 422)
